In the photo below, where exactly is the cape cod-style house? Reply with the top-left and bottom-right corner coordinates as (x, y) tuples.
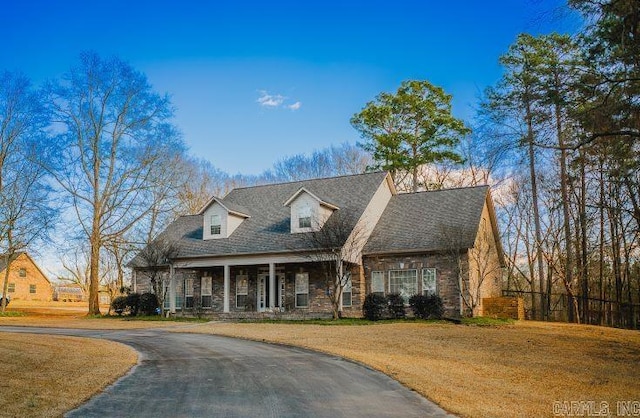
(131, 171), (504, 318)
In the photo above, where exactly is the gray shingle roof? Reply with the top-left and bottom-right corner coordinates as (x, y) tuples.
(363, 186), (489, 254)
(154, 171), (389, 259)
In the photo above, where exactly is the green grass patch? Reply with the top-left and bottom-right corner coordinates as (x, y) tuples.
(0, 311), (26, 317)
(461, 317), (515, 326)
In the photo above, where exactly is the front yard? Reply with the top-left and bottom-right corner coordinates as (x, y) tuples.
(181, 320), (640, 418)
(0, 332), (136, 417)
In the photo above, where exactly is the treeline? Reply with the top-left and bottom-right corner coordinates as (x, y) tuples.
(482, 0), (640, 327)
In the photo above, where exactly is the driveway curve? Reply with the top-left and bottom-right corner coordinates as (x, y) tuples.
(1, 327), (451, 417)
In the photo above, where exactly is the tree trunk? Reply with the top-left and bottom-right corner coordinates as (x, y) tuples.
(526, 98), (544, 320)
(1, 253), (12, 313)
(555, 96), (575, 323)
(88, 228), (102, 315)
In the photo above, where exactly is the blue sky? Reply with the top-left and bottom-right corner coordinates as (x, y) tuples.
(3, 0), (581, 175)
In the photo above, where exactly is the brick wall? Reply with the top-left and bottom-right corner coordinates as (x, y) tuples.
(482, 297), (524, 320)
(363, 253), (466, 318)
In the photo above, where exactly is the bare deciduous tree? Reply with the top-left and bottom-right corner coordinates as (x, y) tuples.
(42, 52), (184, 315)
(0, 71), (53, 313)
(295, 211), (368, 319)
(133, 237), (178, 315)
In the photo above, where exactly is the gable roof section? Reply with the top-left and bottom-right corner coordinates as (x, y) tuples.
(363, 186), (489, 255)
(283, 187), (340, 210)
(155, 171), (390, 259)
(0, 252), (52, 284)
(198, 196), (251, 218)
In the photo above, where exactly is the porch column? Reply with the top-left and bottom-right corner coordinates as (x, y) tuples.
(169, 264), (176, 314)
(223, 264), (230, 313)
(269, 262), (276, 309)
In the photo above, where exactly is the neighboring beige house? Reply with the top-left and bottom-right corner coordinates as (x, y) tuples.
(132, 171), (504, 318)
(1, 252), (53, 302)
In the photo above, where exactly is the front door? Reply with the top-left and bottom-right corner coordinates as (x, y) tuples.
(257, 273), (286, 312)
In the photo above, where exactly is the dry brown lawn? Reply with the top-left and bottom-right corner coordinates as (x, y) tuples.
(182, 320), (640, 418)
(1, 300), (187, 330)
(0, 332), (136, 417)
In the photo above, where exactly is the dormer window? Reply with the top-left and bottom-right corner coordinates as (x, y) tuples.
(210, 215), (221, 235)
(298, 206), (312, 229)
(284, 187), (340, 233)
(200, 196), (250, 240)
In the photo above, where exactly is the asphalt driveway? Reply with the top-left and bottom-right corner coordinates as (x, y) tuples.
(1, 327), (451, 417)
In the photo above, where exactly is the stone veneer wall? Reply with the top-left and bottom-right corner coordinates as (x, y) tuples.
(136, 262), (363, 318)
(363, 252), (469, 318)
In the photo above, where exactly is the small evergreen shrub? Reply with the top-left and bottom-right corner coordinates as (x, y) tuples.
(409, 294), (444, 319)
(139, 292), (159, 316)
(125, 292), (141, 316)
(363, 293), (387, 321)
(386, 293), (407, 319)
(111, 296), (128, 316)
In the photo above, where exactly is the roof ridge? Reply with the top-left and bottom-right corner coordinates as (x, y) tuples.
(396, 184), (489, 196)
(229, 171), (387, 192)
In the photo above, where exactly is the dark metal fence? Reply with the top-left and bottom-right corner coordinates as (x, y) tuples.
(502, 290), (640, 330)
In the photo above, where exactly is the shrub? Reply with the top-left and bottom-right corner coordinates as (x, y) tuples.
(363, 293), (387, 321)
(139, 292), (159, 316)
(125, 292), (141, 316)
(386, 293), (406, 319)
(409, 294), (444, 319)
(111, 296), (128, 316)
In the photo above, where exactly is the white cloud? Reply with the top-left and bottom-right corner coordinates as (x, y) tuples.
(256, 90), (301, 111)
(257, 91), (285, 108)
(288, 101), (302, 111)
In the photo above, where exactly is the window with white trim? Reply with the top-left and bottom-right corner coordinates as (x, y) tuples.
(388, 269), (418, 303)
(342, 273), (352, 307)
(210, 215), (221, 235)
(163, 280), (170, 309)
(371, 271), (385, 296)
(236, 274), (248, 308)
(174, 280), (183, 309)
(185, 278), (194, 308)
(422, 268), (437, 296)
(295, 273), (309, 308)
(201, 276), (212, 308)
(298, 206), (311, 229)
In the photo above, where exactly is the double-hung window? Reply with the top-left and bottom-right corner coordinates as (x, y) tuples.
(8, 283), (15, 293)
(185, 278), (194, 308)
(388, 269), (418, 304)
(298, 206), (311, 229)
(29, 284), (36, 294)
(371, 271), (385, 296)
(295, 273), (309, 308)
(163, 280), (170, 310)
(210, 215), (221, 235)
(342, 274), (352, 307)
(201, 276), (212, 308)
(422, 268), (437, 296)
(236, 275), (248, 308)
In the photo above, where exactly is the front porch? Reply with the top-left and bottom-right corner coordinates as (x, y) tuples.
(163, 260), (361, 318)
